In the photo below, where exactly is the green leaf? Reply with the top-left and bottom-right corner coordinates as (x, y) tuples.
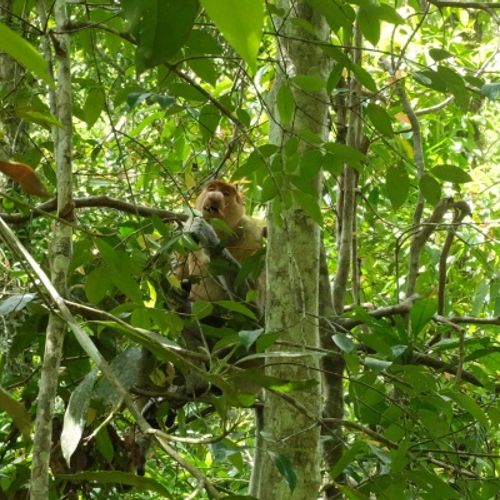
(277, 83), (295, 125)
(95, 240), (143, 303)
(410, 298), (436, 336)
(15, 108), (62, 129)
(359, 8), (380, 46)
(122, 0), (199, 71)
(437, 65), (465, 90)
(447, 390), (489, 428)
(216, 300), (256, 320)
(376, 4), (403, 24)
(419, 174), (441, 205)
(429, 48), (452, 61)
(329, 441), (367, 479)
(269, 452), (298, 492)
(332, 334), (356, 353)
(366, 103), (394, 137)
(0, 22), (54, 88)
(199, 104), (221, 141)
(327, 64), (344, 93)
(200, 0), (264, 73)
(351, 63), (377, 93)
(385, 166), (409, 209)
(192, 300), (214, 319)
(291, 74), (325, 92)
(480, 82), (500, 100)
(431, 164), (472, 183)
(61, 369), (98, 466)
(55, 471), (172, 497)
(0, 387), (32, 438)
(324, 142), (367, 170)
(83, 87), (106, 128)
(305, 0), (354, 32)
(85, 266), (112, 304)
(365, 357), (392, 372)
(292, 190), (323, 224)
(238, 328), (264, 350)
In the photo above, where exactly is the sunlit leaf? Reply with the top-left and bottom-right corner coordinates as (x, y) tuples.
(201, 0), (264, 73)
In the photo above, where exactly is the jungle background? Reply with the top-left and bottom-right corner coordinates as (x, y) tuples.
(0, 0), (499, 499)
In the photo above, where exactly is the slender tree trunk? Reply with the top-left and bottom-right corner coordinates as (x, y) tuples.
(250, 2), (330, 498)
(30, 1), (73, 498)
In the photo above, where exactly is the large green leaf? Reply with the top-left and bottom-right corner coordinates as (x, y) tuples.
(366, 103), (394, 137)
(359, 7), (380, 46)
(431, 164), (472, 183)
(0, 22), (54, 88)
(277, 83), (295, 125)
(385, 166), (409, 209)
(419, 174), (441, 205)
(410, 298), (436, 337)
(200, 0), (264, 73)
(122, 0), (199, 71)
(292, 74), (325, 92)
(61, 369), (98, 466)
(199, 103), (221, 141)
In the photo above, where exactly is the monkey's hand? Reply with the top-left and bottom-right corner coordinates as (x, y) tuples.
(186, 217), (240, 266)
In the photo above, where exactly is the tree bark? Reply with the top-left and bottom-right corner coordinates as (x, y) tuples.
(250, 2), (330, 498)
(30, 1), (73, 498)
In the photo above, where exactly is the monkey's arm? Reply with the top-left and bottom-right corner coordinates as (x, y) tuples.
(185, 216), (252, 300)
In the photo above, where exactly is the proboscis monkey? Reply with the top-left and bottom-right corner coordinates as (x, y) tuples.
(181, 180), (265, 302)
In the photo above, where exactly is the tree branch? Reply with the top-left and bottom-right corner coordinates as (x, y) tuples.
(427, 0), (500, 10)
(0, 195), (187, 224)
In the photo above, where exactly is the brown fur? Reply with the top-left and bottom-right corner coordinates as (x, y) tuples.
(182, 181), (264, 301)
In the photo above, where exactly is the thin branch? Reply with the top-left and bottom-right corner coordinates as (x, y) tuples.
(427, 0), (500, 10)
(338, 294), (421, 329)
(0, 195), (186, 224)
(438, 201), (472, 315)
(406, 198), (455, 297)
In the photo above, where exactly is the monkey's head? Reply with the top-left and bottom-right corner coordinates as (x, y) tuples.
(195, 181), (244, 229)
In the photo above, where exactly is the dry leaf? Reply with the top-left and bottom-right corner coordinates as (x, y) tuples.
(0, 160), (52, 198)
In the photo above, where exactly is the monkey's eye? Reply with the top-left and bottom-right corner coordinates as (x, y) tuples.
(222, 190), (231, 196)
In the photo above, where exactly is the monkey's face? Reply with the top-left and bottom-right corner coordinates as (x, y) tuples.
(195, 181), (244, 229)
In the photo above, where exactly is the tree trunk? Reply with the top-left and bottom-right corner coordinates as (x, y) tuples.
(30, 1), (73, 498)
(250, 2), (330, 498)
